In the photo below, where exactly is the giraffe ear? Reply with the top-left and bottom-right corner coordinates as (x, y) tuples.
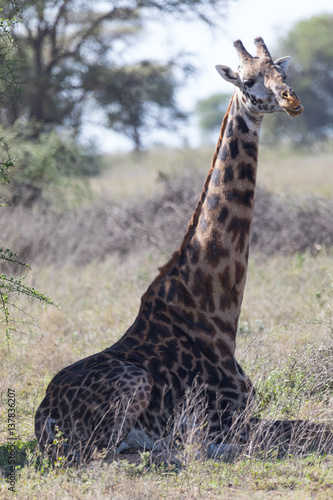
(215, 65), (239, 85)
(274, 56), (292, 74)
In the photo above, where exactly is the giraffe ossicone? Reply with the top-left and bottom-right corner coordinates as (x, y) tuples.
(35, 37), (332, 462)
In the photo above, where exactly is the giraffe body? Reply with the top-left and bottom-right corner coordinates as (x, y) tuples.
(35, 38), (332, 460)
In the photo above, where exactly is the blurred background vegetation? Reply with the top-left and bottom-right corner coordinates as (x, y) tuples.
(1, 1), (333, 333)
(0, 2), (332, 203)
(0, 0), (230, 203)
(196, 15), (333, 145)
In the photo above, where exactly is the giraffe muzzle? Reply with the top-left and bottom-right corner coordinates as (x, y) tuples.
(283, 103), (304, 117)
(278, 89), (304, 117)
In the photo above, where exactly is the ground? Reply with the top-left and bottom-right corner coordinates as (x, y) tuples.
(0, 142), (332, 498)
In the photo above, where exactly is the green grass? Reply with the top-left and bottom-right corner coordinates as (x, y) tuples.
(0, 447), (332, 498)
(1, 144), (333, 498)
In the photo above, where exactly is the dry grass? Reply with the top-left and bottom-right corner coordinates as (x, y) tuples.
(1, 453), (332, 499)
(93, 147), (211, 202)
(95, 142), (333, 201)
(1, 144), (333, 497)
(257, 143), (333, 198)
(1, 250), (332, 442)
(1, 149), (333, 267)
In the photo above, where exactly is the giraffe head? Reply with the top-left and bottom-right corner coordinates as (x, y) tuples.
(216, 37), (303, 117)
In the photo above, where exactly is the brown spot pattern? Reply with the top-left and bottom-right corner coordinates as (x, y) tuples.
(205, 230), (230, 268)
(227, 216), (251, 253)
(192, 268), (215, 312)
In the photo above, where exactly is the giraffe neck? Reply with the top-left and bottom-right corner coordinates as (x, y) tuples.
(140, 91), (264, 355)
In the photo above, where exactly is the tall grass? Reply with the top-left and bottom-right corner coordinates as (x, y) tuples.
(1, 144), (333, 497)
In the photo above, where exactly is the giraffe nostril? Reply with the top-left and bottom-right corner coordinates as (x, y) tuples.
(281, 90), (289, 100)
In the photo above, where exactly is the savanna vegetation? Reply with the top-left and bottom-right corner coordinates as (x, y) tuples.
(0, 142), (333, 499)
(0, 1), (333, 498)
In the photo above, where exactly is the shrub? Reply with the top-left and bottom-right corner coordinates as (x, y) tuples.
(0, 123), (103, 205)
(253, 342), (333, 419)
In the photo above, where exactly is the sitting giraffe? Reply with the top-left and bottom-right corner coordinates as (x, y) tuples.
(35, 38), (332, 460)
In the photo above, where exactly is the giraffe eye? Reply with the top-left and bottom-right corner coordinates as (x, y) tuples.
(243, 79), (255, 88)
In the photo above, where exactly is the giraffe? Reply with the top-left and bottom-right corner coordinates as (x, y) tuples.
(35, 37), (332, 461)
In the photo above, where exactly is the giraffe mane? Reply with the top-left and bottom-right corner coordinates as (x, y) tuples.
(139, 95), (234, 307)
(178, 95), (233, 251)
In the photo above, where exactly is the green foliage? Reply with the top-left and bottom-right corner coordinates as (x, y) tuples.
(195, 93), (231, 138)
(87, 61), (188, 150)
(0, 7), (55, 345)
(1, 0), (230, 148)
(255, 357), (311, 418)
(0, 6), (21, 105)
(0, 247), (55, 344)
(264, 14), (333, 144)
(0, 7), (20, 186)
(0, 439), (36, 470)
(0, 123), (103, 202)
(0, 138), (13, 186)
(0, 440), (332, 496)
(254, 343), (333, 418)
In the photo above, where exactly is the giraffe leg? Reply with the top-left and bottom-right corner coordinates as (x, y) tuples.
(35, 357), (153, 460)
(209, 358), (257, 444)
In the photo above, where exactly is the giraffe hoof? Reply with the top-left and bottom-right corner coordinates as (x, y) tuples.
(207, 443), (242, 460)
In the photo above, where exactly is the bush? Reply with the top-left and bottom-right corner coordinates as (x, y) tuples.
(2, 167), (333, 266)
(0, 123), (103, 205)
(253, 342), (333, 419)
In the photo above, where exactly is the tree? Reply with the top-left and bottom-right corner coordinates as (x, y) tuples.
(0, 6), (54, 344)
(1, 0), (231, 148)
(195, 93), (231, 141)
(264, 14), (333, 144)
(86, 62), (187, 150)
(0, 4), (17, 185)
(0, 3), (20, 111)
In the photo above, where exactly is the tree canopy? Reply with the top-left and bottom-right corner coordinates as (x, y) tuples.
(1, 0), (231, 149)
(195, 92), (231, 141)
(0, 8), (54, 344)
(265, 14), (333, 144)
